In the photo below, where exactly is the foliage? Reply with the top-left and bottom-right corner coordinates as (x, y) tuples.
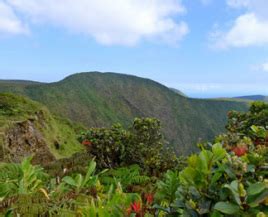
(77, 184), (140, 217)
(79, 118), (177, 175)
(0, 157), (48, 201)
(79, 123), (127, 168)
(155, 170), (180, 207)
(100, 164), (150, 191)
(62, 160), (108, 194)
(0, 101), (267, 216)
(0, 159), (145, 216)
(153, 102), (268, 216)
(0, 93), (83, 163)
(226, 101), (268, 139)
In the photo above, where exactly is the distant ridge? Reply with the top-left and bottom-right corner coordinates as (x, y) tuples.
(0, 80), (42, 84)
(234, 95), (268, 102)
(0, 72), (249, 154)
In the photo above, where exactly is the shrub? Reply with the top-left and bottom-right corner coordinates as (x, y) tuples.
(79, 118), (177, 175)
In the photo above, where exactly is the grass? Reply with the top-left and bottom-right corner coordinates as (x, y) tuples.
(0, 93), (83, 160)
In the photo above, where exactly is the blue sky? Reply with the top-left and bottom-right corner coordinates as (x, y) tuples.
(0, 0), (268, 98)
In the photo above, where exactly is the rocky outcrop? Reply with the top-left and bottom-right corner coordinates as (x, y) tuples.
(1, 111), (55, 165)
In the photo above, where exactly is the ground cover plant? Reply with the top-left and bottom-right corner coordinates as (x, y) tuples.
(0, 102), (267, 216)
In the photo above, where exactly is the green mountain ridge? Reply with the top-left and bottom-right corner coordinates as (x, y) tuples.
(0, 72), (249, 154)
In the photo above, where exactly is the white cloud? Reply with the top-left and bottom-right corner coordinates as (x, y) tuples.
(4, 0), (188, 45)
(258, 62), (268, 72)
(0, 1), (28, 35)
(211, 0), (268, 48)
(262, 63), (268, 72)
(212, 13), (268, 48)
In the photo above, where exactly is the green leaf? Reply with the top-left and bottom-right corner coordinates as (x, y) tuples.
(211, 210), (223, 217)
(248, 189), (268, 207)
(212, 143), (226, 162)
(198, 150), (211, 172)
(214, 202), (240, 214)
(62, 176), (77, 187)
(86, 160), (96, 177)
(247, 183), (266, 196)
(223, 180), (241, 205)
(75, 174), (83, 189)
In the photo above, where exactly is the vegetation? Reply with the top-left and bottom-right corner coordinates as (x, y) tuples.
(79, 118), (177, 174)
(0, 72), (249, 154)
(0, 93), (83, 162)
(0, 102), (267, 216)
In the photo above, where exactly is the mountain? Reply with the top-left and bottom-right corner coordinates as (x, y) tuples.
(234, 95), (268, 102)
(0, 93), (83, 164)
(169, 88), (188, 97)
(0, 72), (249, 154)
(0, 80), (41, 94)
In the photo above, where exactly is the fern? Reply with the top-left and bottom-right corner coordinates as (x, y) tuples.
(155, 170), (180, 205)
(101, 165), (150, 190)
(0, 157), (48, 201)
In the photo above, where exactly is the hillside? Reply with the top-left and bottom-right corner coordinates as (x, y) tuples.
(234, 95), (268, 102)
(0, 72), (249, 154)
(169, 88), (187, 97)
(0, 93), (83, 164)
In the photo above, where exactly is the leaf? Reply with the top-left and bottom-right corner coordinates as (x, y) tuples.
(248, 189), (268, 207)
(39, 188), (49, 200)
(214, 202), (240, 214)
(251, 125), (259, 133)
(211, 172), (223, 186)
(223, 180), (241, 205)
(83, 160), (97, 187)
(247, 183), (266, 196)
(211, 210), (223, 217)
(212, 143), (226, 162)
(198, 150), (211, 172)
(62, 176), (77, 187)
(75, 174), (83, 189)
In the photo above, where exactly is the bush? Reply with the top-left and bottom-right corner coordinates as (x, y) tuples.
(79, 118), (177, 175)
(154, 102), (268, 216)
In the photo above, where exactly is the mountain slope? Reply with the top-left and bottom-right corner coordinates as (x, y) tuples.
(0, 72), (249, 154)
(169, 88), (187, 97)
(0, 93), (83, 164)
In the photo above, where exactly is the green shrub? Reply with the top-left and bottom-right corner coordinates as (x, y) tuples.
(79, 118), (177, 175)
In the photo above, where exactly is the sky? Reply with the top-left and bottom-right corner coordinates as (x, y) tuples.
(0, 0), (268, 98)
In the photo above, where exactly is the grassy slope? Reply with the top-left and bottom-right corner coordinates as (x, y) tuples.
(0, 93), (83, 159)
(0, 72), (249, 154)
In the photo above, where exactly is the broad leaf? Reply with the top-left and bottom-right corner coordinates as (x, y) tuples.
(247, 183), (266, 196)
(214, 202), (240, 214)
(62, 176), (77, 187)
